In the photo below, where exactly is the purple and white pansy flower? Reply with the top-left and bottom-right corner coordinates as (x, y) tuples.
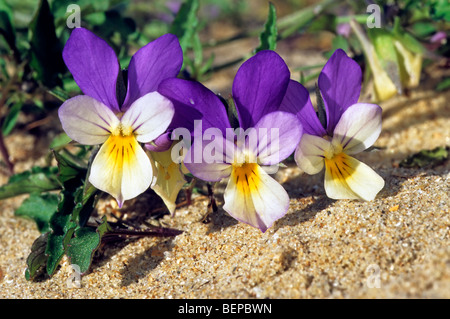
(58, 28), (183, 207)
(159, 50), (302, 232)
(281, 49), (385, 201)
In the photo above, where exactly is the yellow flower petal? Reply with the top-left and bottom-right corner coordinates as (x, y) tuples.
(394, 40), (423, 88)
(223, 163), (289, 232)
(89, 132), (153, 207)
(150, 143), (187, 216)
(324, 152), (384, 201)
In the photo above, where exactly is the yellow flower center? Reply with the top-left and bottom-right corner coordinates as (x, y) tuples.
(231, 162), (260, 194)
(104, 124), (139, 170)
(324, 152), (355, 182)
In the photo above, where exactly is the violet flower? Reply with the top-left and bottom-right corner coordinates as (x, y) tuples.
(58, 28), (182, 207)
(159, 50), (302, 232)
(281, 49), (384, 201)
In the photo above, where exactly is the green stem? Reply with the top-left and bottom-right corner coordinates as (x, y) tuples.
(336, 14), (370, 25)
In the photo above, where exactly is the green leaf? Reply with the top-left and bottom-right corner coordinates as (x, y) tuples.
(72, 183), (98, 227)
(307, 13), (336, 33)
(15, 192), (59, 233)
(47, 86), (70, 102)
(1, 101), (23, 136)
(254, 2), (277, 53)
(44, 170), (98, 277)
(0, 166), (61, 200)
(278, 0), (335, 39)
(53, 150), (87, 186)
(169, 0), (200, 54)
(49, 133), (72, 150)
(28, 0), (65, 88)
(45, 189), (77, 276)
(199, 52), (215, 76)
(25, 232), (49, 281)
(324, 35), (349, 59)
(66, 216), (111, 274)
(368, 28), (402, 92)
(430, 0), (450, 21)
(399, 146), (449, 168)
(392, 17), (424, 54)
(0, 0), (16, 53)
(436, 77), (450, 91)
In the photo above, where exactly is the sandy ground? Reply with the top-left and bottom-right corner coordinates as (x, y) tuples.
(0, 28), (449, 299)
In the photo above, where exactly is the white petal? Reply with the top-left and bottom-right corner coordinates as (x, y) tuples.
(294, 134), (331, 175)
(58, 95), (119, 145)
(89, 134), (153, 207)
(223, 163), (289, 232)
(324, 153), (384, 201)
(332, 103), (382, 155)
(121, 91), (174, 143)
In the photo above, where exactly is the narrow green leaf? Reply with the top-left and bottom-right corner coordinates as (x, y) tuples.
(278, 0), (335, 39)
(436, 77), (450, 92)
(199, 52), (215, 75)
(0, 0), (16, 55)
(28, 0), (65, 88)
(169, 0), (199, 54)
(254, 2), (278, 53)
(1, 101), (23, 136)
(0, 166), (61, 200)
(192, 32), (203, 67)
(15, 192), (59, 233)
(47, 87), (70, 102)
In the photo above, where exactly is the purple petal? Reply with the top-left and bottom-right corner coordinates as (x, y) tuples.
(122, 34), (183, 110)
(184, 139), (233, 182)
(280, 80), (327, 137)
(252, 111), (302, 165)
(158, 78), (230, 134)
(318, 49), (362, 134)
(63, 28), (120, 112)
(145, 132), (172, 152)
(232, 50), (290, 129)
